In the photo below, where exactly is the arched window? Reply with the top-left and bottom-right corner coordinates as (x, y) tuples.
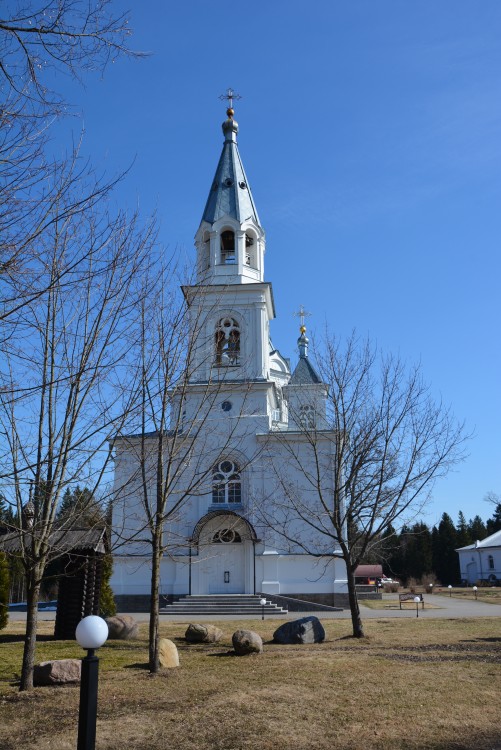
(488, 554), (495, 570)
(299, 404), (315, 429)
(245, 232), (255, 267)
(212, 528), (242, 543)
(215, 317), (240, 366)
(212, 460), (241, 504)
(220, 230), (236, 264)
(201, 231), (210, 270)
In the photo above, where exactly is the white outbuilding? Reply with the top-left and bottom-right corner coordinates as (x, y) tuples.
(456, 529), (501, 584)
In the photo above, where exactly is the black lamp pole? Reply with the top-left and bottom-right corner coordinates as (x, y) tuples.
(77, 648), (99, 750)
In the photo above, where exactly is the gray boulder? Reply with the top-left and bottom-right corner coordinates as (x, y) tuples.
(34, 659), (81, 686)
(105, 614), (139, 640)
(232, 629), (263, 656)
(185, 623), (223, 643)
(273, 616), (325, 644)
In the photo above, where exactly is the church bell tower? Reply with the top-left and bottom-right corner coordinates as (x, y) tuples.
(194, 93), (265, 286)
(185, 93), (277, 389)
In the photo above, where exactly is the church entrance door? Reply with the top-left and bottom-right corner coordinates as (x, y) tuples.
(193, 514), (256, 595)
(206, 540), (245, 594)
(466, 560), (478, 584)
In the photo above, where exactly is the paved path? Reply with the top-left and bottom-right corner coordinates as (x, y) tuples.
(8, 594), (501, 623)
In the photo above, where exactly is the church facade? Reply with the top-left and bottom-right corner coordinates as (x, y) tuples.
(110, 102), (349, 611)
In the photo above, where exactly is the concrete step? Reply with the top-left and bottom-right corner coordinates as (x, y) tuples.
(160, 594), (288, 616)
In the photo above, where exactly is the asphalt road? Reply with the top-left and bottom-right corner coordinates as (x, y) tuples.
(8, 593), (501, 622)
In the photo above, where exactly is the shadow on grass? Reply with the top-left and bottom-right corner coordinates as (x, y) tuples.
(208, 650), (238, 657)
(124, 662), (150, 670)
(0, 634), (55, 644)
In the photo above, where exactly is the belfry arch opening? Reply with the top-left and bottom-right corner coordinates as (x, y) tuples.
(220, 230), (236, 264)
(245, 231), (256, 267)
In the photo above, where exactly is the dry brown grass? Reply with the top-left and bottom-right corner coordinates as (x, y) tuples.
(1, 617), (501, 750)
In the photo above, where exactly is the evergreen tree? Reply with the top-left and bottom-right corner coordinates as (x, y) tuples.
(486, 504), (501, 536)
(433, 513), (459, 585)
(57, 486), (103, 525)
(468, 515), (487, 541)
(400, 523), (433, 583)
(456, 511), (471, 548)
(99, 553), (116, 619)
(0, 552), (9, 630)
(379, 524), (402, 577)
(0, 495), (15, 534)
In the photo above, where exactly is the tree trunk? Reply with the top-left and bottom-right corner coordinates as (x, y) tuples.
(19, 572), (41, 691)
(346, 563), (365, 638)
(148, 532), (161, 673)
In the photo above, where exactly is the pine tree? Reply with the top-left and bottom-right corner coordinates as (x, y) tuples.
(400, 523), (433, 583)
(434, 513), (459, 585)
(0, 552), (9, 630)
(379, 524), (402, 577)
(456, 511), (471, 547)
(99, 554), (116, 619)
(486, 504), (501, 535)
(0, 495), (15, 534)
(468, 515), (487, 542)
(57, 486), (103, 525)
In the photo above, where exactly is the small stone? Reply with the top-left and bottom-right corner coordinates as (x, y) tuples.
(34, 659), (81, 686)
(158, 638), (179, 668)
(105, 615), (139, 640)
(273, 616), (325, 644)
(232, 629), (263, 656)
(185, 623), (223, 643)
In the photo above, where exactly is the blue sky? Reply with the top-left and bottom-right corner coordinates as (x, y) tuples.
(53, 1), (500, 527)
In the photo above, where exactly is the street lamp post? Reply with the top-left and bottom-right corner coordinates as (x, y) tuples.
(473, 585), (478, 600)
(413, 596), (421, 618)
(75, 615), (109, 750)
(260, 597), (266, 620)
(448, 585), (452, 597)
(429, 583), (433, 595)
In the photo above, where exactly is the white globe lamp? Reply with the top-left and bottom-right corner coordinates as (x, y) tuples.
(76, 616), (108, 651)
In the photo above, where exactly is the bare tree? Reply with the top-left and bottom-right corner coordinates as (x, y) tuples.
(259, 333), (467, 638)
(0, 0), (142, 317)
(0, 1), (139, 115)
(0, 181), (155, 689)
(113, 275), (260, 672)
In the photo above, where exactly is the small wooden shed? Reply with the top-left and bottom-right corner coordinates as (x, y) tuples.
(0, 526), (107, 640)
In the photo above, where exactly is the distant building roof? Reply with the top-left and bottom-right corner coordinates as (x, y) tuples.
(354, 564), (384, 578)
(456, 528), (501, 551)
(0, 526), (106, 555)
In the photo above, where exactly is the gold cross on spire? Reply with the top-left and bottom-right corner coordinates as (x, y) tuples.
(293, 304), (311, 334)
(219, 87), (242, 111)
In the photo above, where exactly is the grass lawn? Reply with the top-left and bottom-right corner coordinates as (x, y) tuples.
(1, 617), (501, 750)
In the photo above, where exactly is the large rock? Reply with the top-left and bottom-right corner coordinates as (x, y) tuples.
(232, 629), (263, 656)
(185, 623), (223, 644)
(34, 659), (81, 686)
(158, 638), (179, 668)
(273, 616), (325, 644)
(105, 615), (139, 640)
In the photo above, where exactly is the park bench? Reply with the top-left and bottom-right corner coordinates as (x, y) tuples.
(399, 593), (424, 610)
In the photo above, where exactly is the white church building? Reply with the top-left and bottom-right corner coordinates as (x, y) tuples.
(110, 100), (349, 612)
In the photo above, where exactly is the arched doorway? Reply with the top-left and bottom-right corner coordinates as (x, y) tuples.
(190, 511), (257, 595)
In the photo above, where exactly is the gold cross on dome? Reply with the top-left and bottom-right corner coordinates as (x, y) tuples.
(219, 88), (242, 109)
(293, 304), (311, 333)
